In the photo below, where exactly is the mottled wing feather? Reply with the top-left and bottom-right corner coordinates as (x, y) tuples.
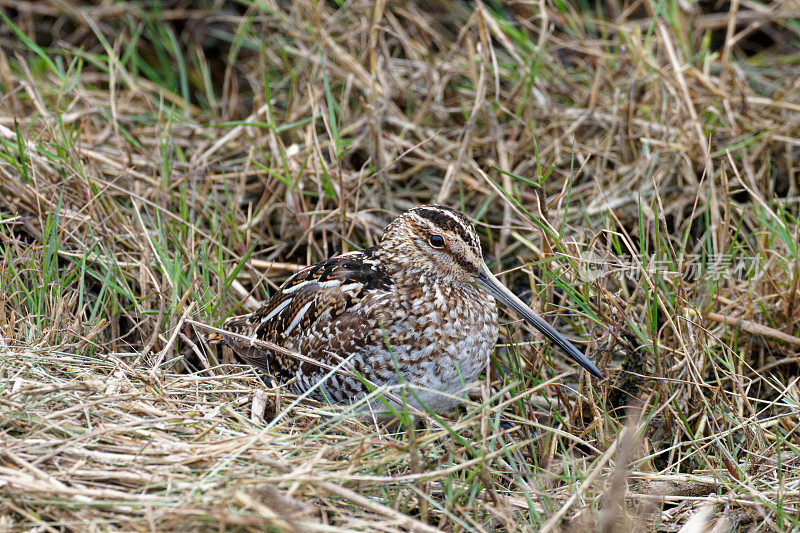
(222, 248), (395, 387)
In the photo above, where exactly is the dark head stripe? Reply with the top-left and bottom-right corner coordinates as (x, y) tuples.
(413, 205), (479, 250)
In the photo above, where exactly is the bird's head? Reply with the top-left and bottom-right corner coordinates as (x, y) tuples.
(379, 204), (604, 379)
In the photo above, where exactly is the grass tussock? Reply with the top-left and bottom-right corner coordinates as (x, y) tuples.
(1, 0), (799, 531)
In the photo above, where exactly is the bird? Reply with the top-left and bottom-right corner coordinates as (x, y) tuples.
(220, 205), (602, 415)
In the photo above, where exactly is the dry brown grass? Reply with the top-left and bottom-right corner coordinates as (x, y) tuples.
(1, 1), (799, 531)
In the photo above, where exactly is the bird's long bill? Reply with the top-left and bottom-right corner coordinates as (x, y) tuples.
(477, 265), (604, 379)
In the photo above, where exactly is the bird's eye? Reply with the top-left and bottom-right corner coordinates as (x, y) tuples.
(429, 234), (445, 248)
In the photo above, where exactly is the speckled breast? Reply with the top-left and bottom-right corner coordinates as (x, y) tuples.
(397, 281), (499, 412)
(293, 280), (500, 413)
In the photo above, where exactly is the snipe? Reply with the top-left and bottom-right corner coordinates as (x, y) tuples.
(221, 205), (602, 414)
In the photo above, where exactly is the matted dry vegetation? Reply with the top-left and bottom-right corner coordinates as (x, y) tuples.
(1, 0), (799, 531)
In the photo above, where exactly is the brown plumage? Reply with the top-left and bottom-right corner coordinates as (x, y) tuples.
(221, 205), (602, 414)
